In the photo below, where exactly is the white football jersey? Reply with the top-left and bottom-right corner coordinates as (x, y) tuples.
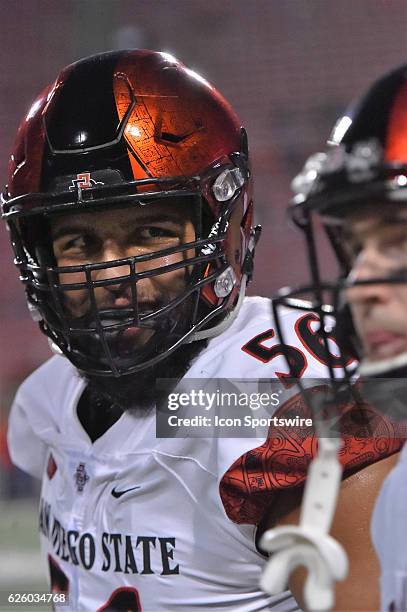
(8, 297), (328, 611)
(372, 441), (407, 612)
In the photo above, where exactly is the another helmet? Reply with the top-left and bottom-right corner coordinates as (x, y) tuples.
(291, 63), (407, 274)
(2, 50), (260, 377)
(274, 64), (407, 393)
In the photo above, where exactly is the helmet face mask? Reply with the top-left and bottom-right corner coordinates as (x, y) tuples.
(2, 50), (259, 377)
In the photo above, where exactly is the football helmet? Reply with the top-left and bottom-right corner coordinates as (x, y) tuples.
(2, 50), (260, 377)
(274, 64), (407, 414)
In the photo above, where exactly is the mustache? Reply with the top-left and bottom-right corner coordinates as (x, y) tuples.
(67, 300), (168, 327)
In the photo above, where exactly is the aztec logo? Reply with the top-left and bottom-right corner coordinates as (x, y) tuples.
(69, 172), (104, 191)
(74, 462), (89, 493)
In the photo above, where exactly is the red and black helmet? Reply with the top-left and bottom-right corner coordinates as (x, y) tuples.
(291, 63), (407, 239)
(273, 64), (407, 384)
(2, 50), (260, 376)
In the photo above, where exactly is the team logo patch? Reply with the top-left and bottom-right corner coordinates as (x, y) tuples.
(74, 462), (89, 492)
(46, 453), (57, 480)
(69, 172), (104, 191)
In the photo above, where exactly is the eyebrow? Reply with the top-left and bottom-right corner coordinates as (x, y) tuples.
(51, 213), (186, 241)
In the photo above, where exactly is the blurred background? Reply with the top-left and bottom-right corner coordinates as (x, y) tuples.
(0, 0), (406, 598)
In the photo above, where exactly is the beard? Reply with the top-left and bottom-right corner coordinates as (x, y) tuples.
(77, 292), (208, 411)
(81, 337), (208, 413)
(75, 294), (209, 441)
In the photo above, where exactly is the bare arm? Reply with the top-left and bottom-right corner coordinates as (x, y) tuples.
(266, 452), (400, 611)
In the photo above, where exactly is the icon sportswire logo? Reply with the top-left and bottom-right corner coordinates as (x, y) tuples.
(111, 485), (141, 499)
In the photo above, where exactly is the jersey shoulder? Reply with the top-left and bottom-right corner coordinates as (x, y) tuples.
(212, 295), (316, 348)
(13, 355), (83, 429)
(17, 354), (81, 399)
(8, 356), (82, 478)
(190, 295), (326, 379)
(225, 295), (297, 335)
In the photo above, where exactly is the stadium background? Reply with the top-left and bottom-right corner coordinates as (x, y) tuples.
(0, 0), (406, 600)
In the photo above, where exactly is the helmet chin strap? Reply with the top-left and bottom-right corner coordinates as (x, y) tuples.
(260, 397), (348, 611)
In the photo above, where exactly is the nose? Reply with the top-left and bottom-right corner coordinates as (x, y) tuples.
(93, 240), (135, 297)
(92, 240), (161, 307)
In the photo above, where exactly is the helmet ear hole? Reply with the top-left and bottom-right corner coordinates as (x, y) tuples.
(20, 216), (55, 267)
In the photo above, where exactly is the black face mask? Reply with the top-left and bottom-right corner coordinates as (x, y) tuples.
(66, 294), (191, 375)
(8, 188), (237, 378)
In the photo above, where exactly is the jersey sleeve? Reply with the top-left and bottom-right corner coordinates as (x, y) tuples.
(7, 387), (49, 480)
(219, 388), (407, 525)
(371, 446), (407, 612)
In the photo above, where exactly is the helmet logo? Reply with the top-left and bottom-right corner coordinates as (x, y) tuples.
(69, 172), (104, 191)
(292, 139), (383, 199)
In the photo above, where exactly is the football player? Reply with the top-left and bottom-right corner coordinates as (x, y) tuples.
(278, 64), (407, 611)
(2, 50), (400, 611)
